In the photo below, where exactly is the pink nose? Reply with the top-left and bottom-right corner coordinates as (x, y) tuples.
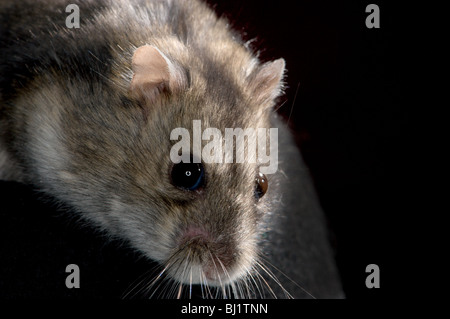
(176, 225), (238, 284)
(179, 226), (212, 246)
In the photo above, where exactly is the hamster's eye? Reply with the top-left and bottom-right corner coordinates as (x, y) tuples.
(255, 172), (268, 200)
(171, 162), (205, 191)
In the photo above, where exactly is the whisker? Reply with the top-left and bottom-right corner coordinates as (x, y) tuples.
(242, 264), (263, 298)
(259, 255), (316, 299)
(125, 236), (305, 300)
(189, 266), (193, 299)
(161, 279), (173, 299)
(274, 98), (288, 113)
(122, 266), (159, 299)
(207, 250), (227, 299)
(204, 272), (214, 299)
(287, 81), (301, 126)
(166, 257), (191, 299)
(175, 248), (193, 299)
(146, 248), (186, 299)
(252, 264), (278, 298)
(237, 276), (249, 299)
(200, 270), (210, 299)
(199, 270), (206, 299)
(254, 260), (293, 299)
(146, 266), (170, 299)
(177, 283), (183, 299)
(214, 254), (236, 299)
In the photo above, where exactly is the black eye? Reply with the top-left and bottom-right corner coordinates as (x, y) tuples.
(171, 161), (205, 191)
(255, 172), (268, 200)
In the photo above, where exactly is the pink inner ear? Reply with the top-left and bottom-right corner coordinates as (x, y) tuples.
(250, 58), (285, 103)
(130, 45), (171, 96)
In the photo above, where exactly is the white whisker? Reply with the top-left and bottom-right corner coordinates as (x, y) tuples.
(189, 266), (193, 299)
(254, 260), (293, 299)
(177, 283), (183, 299)
(259, 255), (316, 299)
(252, 264), (278, 298)
(242, 264), (263, 298)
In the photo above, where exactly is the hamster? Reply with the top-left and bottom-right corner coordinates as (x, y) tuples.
(0, 0), (343, 298)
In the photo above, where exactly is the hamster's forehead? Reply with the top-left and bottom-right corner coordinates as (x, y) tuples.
(155, 93), (271, 134)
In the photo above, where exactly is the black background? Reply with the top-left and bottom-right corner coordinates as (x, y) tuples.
(207, 0), (407, 299)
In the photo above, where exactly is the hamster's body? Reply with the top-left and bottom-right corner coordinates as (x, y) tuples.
(0, 0), (343, 298)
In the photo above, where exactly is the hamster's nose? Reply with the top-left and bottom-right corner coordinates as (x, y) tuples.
(179, 226), (212, 247)
(177, 225), (238, 281)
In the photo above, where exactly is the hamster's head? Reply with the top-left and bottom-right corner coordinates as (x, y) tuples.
(52, 44), (285, 290)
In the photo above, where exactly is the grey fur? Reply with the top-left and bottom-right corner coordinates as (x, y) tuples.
(0, 0), (342, 298)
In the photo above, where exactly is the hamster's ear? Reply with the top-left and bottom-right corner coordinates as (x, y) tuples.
(248, 59), (285, 105)
(129, 45), (187, 102)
